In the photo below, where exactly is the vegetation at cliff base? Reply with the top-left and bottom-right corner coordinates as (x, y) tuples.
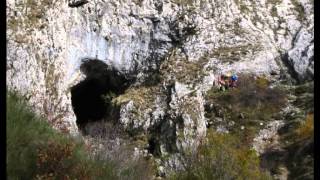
(7, 92), (116, 179)
(171, 130), (272, 180)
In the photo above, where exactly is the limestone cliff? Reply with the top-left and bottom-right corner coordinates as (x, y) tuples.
(7, 0), (313, 177)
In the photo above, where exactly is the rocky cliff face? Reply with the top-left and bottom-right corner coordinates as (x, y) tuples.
(7, 0), (313, 177)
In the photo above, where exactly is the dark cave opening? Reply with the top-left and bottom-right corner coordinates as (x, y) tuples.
(71, 77), (108, 131)
(148, 138), (161, 157)
(71, 59), (133, 133)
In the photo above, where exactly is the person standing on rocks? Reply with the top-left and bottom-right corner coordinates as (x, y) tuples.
(217, 73), (238, 91)
(230, 74), (238, 88)
(217, 74), (228, 91)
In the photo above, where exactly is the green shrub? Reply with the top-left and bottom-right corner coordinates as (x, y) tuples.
(279, 112), (314, 180)
(7, 91), (117, 179)
(171, 130), (272, 180)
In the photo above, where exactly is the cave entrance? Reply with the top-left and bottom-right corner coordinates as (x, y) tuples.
(71, 59), (132, 133)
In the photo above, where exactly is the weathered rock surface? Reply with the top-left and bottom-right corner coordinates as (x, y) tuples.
(253, 120), (285, 154)
(7, 0), (313, 176)
(7, 0), (313, 131)
(284, 27), (314, 82)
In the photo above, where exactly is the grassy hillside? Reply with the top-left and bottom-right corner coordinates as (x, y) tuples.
(7, 77), (313, 179)
(170, 130), (273, 180)
(7, 91), (117, 179)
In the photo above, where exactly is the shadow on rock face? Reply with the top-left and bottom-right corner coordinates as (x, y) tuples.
(71, 59), (133, 134)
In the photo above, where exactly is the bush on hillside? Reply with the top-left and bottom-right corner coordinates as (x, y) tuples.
(214, 74), (286, 119)
(170, 130), (272, 180)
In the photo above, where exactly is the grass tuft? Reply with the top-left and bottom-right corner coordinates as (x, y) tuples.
(295, 113), (313, 140)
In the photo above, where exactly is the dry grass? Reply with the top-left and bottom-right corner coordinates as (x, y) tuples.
(291, 0), (305, 21)
(160, 49), (209, 84)
(295, 113), (314, 140)
(234, 0), (250, 14)
(112, 86), (159, 110)
(209, 44), (261, 63)
(172, 0), (195, 6)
